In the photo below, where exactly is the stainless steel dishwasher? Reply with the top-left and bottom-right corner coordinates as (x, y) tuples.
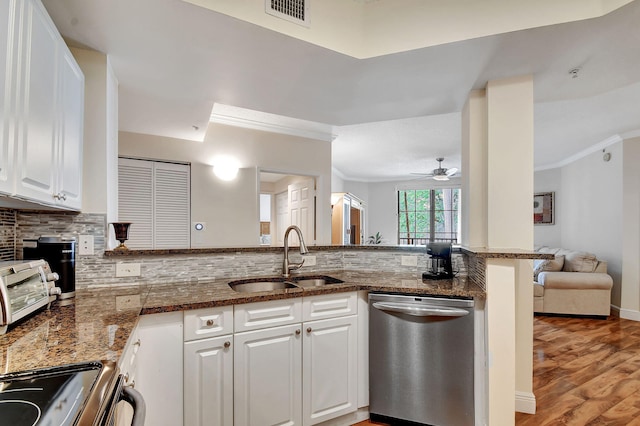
(369, 293), (475, 426)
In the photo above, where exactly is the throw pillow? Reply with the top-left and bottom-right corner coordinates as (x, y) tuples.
(533, 255), (565, 281)
(563, 251), (598, 273)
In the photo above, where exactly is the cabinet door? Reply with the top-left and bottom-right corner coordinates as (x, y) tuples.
(302, 315), (358, 426)
(115, 328), (140, 426)
(56, 47), (83, 209)
(14, 0), (58, 203)
(0, 0), (17, 195)
(184, 335), (233, 426)
(234, 324), (302, 426)
(136, 312), (184, 426)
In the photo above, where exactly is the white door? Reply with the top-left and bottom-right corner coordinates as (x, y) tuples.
(275, 191), (289, 246)
(184, 335), (234, 426)
(288, 178), (315, 245)
(302, 315), (358, 426)
(14, 0), (59, 203)
(234, 324), (302, 426)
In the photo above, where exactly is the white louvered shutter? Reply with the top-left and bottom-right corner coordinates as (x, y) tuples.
(154, 162), (190, 249)
(118, 158), (190, 249)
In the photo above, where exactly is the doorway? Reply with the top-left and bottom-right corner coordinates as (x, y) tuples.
(260, 172), (316, 246)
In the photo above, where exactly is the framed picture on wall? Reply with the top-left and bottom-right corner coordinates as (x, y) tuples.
(534, 192), (554, 225)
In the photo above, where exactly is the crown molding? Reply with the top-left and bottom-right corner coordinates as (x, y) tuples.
(210, 104), (335, 142)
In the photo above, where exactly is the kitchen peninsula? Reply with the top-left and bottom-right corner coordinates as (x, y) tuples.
(0, 244), (548, 425)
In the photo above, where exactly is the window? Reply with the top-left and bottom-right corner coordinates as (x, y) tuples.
(398, 188), (460, 245)
(118, 158), (191, 249)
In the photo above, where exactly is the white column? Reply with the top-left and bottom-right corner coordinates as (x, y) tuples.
(462, 75), (535, 424)
(621, 137), (640, 319)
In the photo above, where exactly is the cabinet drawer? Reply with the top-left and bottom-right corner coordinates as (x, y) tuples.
(302, 292), (357, 322)
(184, 306), (233, 341)
(234, 298), (302, 332)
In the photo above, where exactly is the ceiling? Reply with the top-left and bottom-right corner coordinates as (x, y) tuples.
(42, 0), (640, 182)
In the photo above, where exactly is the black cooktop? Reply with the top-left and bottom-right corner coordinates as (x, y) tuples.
(0, 363), (103, 426)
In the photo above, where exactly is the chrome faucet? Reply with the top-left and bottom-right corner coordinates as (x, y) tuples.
(283, 225), (310, 278)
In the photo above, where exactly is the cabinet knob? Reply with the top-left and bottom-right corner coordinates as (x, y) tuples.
(306, 327), (312, 333)
(206, 319), (215, 326)
(133, 339), (141, 347)
(295, 329), (301, 335)
(224, 341), (231, 348)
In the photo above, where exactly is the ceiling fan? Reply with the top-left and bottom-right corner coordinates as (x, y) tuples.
(411, 157), (459, 181)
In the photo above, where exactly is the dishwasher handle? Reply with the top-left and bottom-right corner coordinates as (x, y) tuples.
(372, 301), (469, 317)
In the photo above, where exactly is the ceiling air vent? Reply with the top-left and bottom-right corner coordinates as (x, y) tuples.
(266, 0), (309, 27)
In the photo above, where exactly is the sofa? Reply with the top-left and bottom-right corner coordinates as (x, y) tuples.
(533, 247), (613, 317)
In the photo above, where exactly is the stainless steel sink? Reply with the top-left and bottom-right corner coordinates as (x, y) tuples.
(228, 279), (298, 293)
(228, 275), (344, 293)
(291, 275), (344, 287)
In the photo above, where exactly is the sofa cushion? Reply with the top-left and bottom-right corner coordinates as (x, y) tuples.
(538, 247), (561, 255)
(563, 251), (598, 273)
(533, 255), (565, 281)
(533, 282), (545, 297)
(538, 271), (613, 290)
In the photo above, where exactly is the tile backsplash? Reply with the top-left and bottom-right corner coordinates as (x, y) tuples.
(0, 208), (16, 261)
(0, 207), (476, 289)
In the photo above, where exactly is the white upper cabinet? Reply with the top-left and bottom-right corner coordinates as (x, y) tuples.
(0, 0), (17, 195)
(1, 0), (84, 210)
(56, 48), (84, 209)
(14, 0), (58, 203)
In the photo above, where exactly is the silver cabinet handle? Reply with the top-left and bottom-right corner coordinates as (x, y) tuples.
(372, 301), (469, 317)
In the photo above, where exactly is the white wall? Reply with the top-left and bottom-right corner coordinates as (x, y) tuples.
(119, 123), (332, 247)
(536, 142), (624, 306)
(534, 168), (562, 248)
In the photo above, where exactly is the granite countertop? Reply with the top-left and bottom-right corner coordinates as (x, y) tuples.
(0, 270), (484, 374)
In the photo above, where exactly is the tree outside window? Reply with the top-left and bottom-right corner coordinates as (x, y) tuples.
(398, 188), (460, 245)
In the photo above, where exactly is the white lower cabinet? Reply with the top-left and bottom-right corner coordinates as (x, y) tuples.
(184, 335), (234, 426)
(136, 311), (184, 426)
(182, 293), (359, 426)
(302, 315), (358, 426)
(234, 324), (303, 426)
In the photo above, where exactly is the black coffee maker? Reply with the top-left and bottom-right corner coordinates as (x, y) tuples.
(24, 236), (76, 303)
(422, 241), (454, 280)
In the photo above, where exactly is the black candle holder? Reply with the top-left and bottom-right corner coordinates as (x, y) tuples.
(110, 222), (132, 250)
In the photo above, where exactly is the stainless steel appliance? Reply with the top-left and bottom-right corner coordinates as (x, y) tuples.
(0, 360), (145, 426)
(369, 293), (475, 425)
(422, 241), (454, 280)
(24, 236), (77, 300)
(0, 260), (61, 335)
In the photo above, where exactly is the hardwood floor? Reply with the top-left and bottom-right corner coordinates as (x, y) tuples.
(517, 314), (640, 425)
(354, 314), (640, 426)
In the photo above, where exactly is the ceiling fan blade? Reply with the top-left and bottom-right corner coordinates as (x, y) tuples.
(410, 172), (434, 177)
(445, 167), (458, 176)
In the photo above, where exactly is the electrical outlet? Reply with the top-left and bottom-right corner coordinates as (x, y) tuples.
(116, 263), (141, 277)
(78, 235), (94, 255)
(116, 294), (141, 310)
(304, 255), (317, 266)
(401, 255), (418, 267)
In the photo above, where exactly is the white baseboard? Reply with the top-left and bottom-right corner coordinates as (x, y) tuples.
(515, 391), (536, 414)
(619, 307), (640, 321)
